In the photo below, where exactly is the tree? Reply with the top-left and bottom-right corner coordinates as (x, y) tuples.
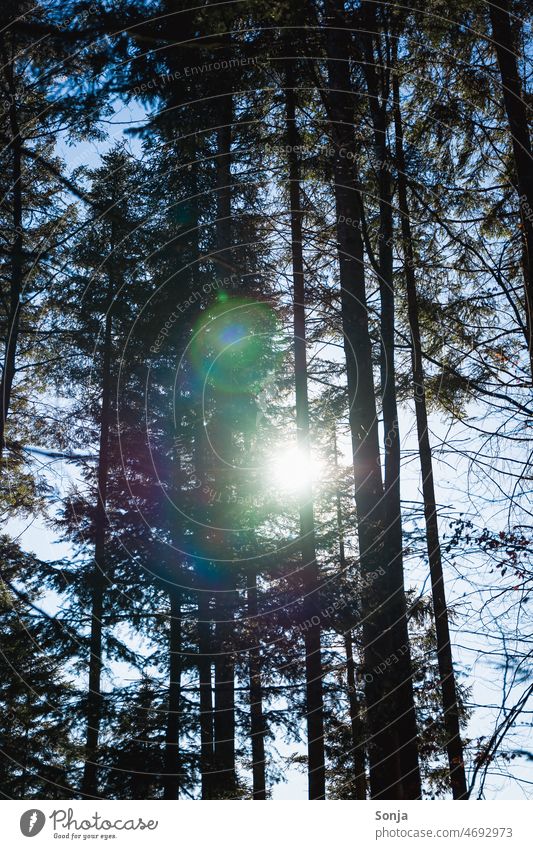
(284, 58), (326, 799)
(487, 0), (533, 377)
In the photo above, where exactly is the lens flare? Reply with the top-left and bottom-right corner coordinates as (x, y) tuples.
(188, 295), (281, 395)
(268, 445), (326, 494)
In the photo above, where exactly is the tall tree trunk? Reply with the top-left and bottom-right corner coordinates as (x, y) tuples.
(210, 406), (237, 799)
(163, 588), (182, 799)
(247, 568), (267, 799)
(210, 81), (238, 799)
(489, 0), (533, 378)
(193, 414), (216, 800)
(213, 570), (237, 797)
(323, 0), (421, 798)
(344, 630), (367, 799)
(0, 82), (23, 463)
(285, 63), (326, 800)
(333, 431), (366, 798)
(359, 3), (422, 798)
(392, 62), (468, 800)
(82, 276), (113, 798)
(184, 135), (217, 799)
(198, 587), (215, 799)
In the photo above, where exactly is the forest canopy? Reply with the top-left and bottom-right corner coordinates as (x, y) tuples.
(0, 0), (531, 801)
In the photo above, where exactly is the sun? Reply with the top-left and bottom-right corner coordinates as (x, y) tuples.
(268, 445), (326, 494)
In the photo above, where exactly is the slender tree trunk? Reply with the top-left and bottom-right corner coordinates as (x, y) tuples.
(163, 588), (182, 799)
(198, 588), (215, 799)
(489, 0), (533, 377)
(247, 568), (266, 799)
(82, 279), (113, 798)
(210, 409), (237, 799)
(333, 431), (366, 798)
(0, 85), (23, 463)
(344, 630), (367, 799)
(393, 63), (469, 800)
(210, 82), (238, 799)
(193, 415), (216, 800)
(360, 5), (422, 798)
(285, 64), (326, 800)
(209, 423), (237, 803)
(184, 137), (217, 800)
(213, 572), (237, 797)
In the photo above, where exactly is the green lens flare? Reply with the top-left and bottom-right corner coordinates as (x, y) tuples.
(189, 295), (281, 394)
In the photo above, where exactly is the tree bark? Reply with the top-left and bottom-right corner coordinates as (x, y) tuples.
(0, 73), (23, 463)
(247, 568), (267, 799)
(193, 412), (216, 800)
(392, 60), (468, 800)
(489, 0), (533, 378)
(285, 63), (326, 800)
(82, 274), (113, 798)
(333, 431), (367, 798)
(344, 630), (367, 799)
(210, 81), (238, 799)
(163, 588), (182, 799)
(198, 586), (215, 799)
(212, 574), (237, 797)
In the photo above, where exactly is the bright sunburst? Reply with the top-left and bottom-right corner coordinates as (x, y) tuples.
(268, 445), (326, 494)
